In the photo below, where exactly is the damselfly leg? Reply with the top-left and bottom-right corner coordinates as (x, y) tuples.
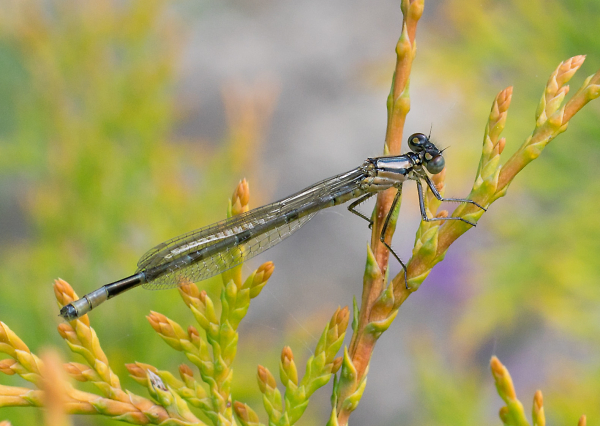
(347, 173), (486, 290)
(348, 188), (409, 289)
(347, 193), (376, 228)
(379, 187), (409, 288)
(415, 175), (486, 227)
(420, 173), (486, 212)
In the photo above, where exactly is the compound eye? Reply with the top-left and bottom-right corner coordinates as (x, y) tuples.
(408, 133), (428, 152)
(425, 155), (445, 174)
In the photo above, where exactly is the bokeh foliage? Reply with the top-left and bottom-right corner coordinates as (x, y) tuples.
(409, 1), (600, 424)
(0, 1), (277, 424)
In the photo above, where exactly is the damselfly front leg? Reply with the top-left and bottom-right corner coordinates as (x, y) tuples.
(414, 176), (481, 226)
(420, 172), (487, 212)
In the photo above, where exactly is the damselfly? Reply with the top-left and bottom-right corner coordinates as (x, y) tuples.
(59, 133), (486, 320)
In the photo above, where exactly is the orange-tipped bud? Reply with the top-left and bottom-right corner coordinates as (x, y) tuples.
(63, 362), (90, 382)
(497, 87), (513, 112)
(233, 401), (260, 424)
(255, 262), (275, 284)
(188, 325), (200, 343)
(147, 312), (188, 351)
(281, 346), (294, 365)
(0, 359), (17, 375)
(332, 356), (343, 374)
(257, 365), (276, 393)
(533, 390), (543, 412)
(532, 389), (546, 426)
(53, 278), (76, 305)
(147, 311), (175, 338)
(146, 311), (164, 333)
(490, 356), (516, 400)
(232, 179), (251, 216)
(499, 406), (510, 423)
(247, 261), (275, 298)
(233, 401), (249, 421)
(556, 55), (585, 87)
(498, 137), (506, 154)
(56, 323), (76, 342)
(279, 346), (298, 386)
(331, 306), (350, 337)
(179, 364), (194, 380)
(179, 281), (204, 310)
(179, 281), (200, 299)
(125, 363), (148, 380)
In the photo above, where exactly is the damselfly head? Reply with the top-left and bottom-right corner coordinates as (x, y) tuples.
(407, 132), (445, 174)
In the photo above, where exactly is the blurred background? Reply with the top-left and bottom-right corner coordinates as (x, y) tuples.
(0, 0), (598, 425)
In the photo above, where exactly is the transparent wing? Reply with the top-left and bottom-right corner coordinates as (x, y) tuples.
(140, 211), (317, 290)
(136, 166), (368, 290)
(136, 202), (282, 271)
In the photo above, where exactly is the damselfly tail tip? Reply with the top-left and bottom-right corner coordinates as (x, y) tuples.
(58, 304), (78, 321)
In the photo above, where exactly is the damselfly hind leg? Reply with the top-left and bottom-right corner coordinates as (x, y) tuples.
(379, 187), (409, 290)
(347, 193), (376, 228)
(348, 190), (410, 289)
